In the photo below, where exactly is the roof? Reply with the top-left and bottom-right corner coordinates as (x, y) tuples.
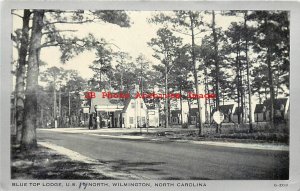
(254, 104), (265, 113)
(121, 98), (132, 113)
(171, 110), (181, 117)
(189, 108), (199, 116)
(90, 92), (124, 109)
(263, 98), (288, 111)
(233, 106), (243, 115)
(121, 98), (148, 113)
(212, 104), (234, 114)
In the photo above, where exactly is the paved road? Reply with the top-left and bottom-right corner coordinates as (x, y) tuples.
(37, 130), (289, 180)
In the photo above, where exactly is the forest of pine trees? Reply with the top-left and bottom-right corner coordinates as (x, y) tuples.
(11, 10), (289, 150)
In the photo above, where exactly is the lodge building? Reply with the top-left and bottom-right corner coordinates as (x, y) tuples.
(82, 91), (159, 128)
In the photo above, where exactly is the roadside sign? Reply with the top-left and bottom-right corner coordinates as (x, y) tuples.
(213, 110), (224, 124)
(82, 107), (90, 114)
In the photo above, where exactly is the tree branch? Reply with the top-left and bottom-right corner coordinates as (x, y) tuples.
(45, 10), (83, 14)
(44, 19), (96, 25)
(12, 13), (23, 19)
(42, 29), (78, 35)
(172, 29), (192, 36)
(39, 43), (62, 48)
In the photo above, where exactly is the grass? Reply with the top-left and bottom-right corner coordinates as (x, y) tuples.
(123, 123), (289, 144)
(11, 145), (111, 179)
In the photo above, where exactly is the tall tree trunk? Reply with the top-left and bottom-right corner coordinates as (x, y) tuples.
(21, 10), (44, 150)
(58, 88), (61, 127)
(212, 11), (220, 133)
(239, 62), (244, 124)
(120, 72), (123, 91)
(187, 99), (191, 124)
(140, 64), (143, 94)
(207, 76), (212, 125)
(244, 11), (253, 132)
(262, 17), (275, 128)
(53, 79), (57, 128)
(15, 10), (31, 145)
(258, 91), (262, 104)
(222, 91), (225, 105)
(204, 68), (209, 123)
(236, 48), (241, 124)
(41, 107), (44, 128)
(179, 86), (183, 126)
(164, 68), (169, 128)
(189, 12), (203, 136)
(267, 48), (275, 128)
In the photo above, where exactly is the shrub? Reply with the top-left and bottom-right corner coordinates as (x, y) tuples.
(182, 123), (189, 129)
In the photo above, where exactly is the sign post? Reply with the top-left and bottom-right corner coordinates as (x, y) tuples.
(213, 110), (224, 125)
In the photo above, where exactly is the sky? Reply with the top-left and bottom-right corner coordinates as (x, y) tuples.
(12, 11), (240, 80)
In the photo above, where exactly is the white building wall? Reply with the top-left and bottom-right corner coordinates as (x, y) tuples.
(123, 98), (148, 128)
(148, 109), (159, 127)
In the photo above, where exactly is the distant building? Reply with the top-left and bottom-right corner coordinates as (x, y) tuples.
(254, 104), (267, 122)
(207, 104), (235, 124)
(218, 104), (235, 123)
(255, 98), (289, 123)
(232, 106), (243, 123)
(170, 110), (181, 125)
(90, 92), (124, 128)
(121, 98), (148, 128)
(82, 91), (162, 128)
(188, 108), (198, 125)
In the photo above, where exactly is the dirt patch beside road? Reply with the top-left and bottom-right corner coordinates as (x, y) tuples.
(11, 145), (111, 179)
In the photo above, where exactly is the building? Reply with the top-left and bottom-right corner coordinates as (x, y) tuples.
(90, 92), (124, 128)
(232, 106), (243, 123)
(84, 91), (159, 128)
(254, 98), (289, 123)
(217, 104), (235, 123)
(148, 107), (160, 127)
(170, 110), (181, 125)
(122, 98), (148, 128)
(254, 104), (267, 122)
(188, 108), (198, 125)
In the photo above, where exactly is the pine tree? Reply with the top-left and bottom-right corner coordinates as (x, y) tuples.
(248, 11), (289, 127)
(148, 28), (183, 128)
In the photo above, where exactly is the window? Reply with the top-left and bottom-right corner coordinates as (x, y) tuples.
(131, 102), (135, 108)
(142, 117), (146, 124)
(129, 117), (134, 124)
(141, 103), (143, 108)
(148, 111), (155, 115)
(172, 117), (178, 123)
(191, 116), (196, 122)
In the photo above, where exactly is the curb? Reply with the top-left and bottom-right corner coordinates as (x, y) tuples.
(86, 133), (289, 151)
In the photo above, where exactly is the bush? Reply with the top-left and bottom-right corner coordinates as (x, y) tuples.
(157, 132), (166, 136)
(182, 123), (189, 129)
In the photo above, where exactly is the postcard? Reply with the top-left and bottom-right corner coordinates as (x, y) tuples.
(1, 1), (300, 191)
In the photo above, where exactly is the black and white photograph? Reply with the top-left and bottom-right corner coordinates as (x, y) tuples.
(7, 7), (291, 185)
